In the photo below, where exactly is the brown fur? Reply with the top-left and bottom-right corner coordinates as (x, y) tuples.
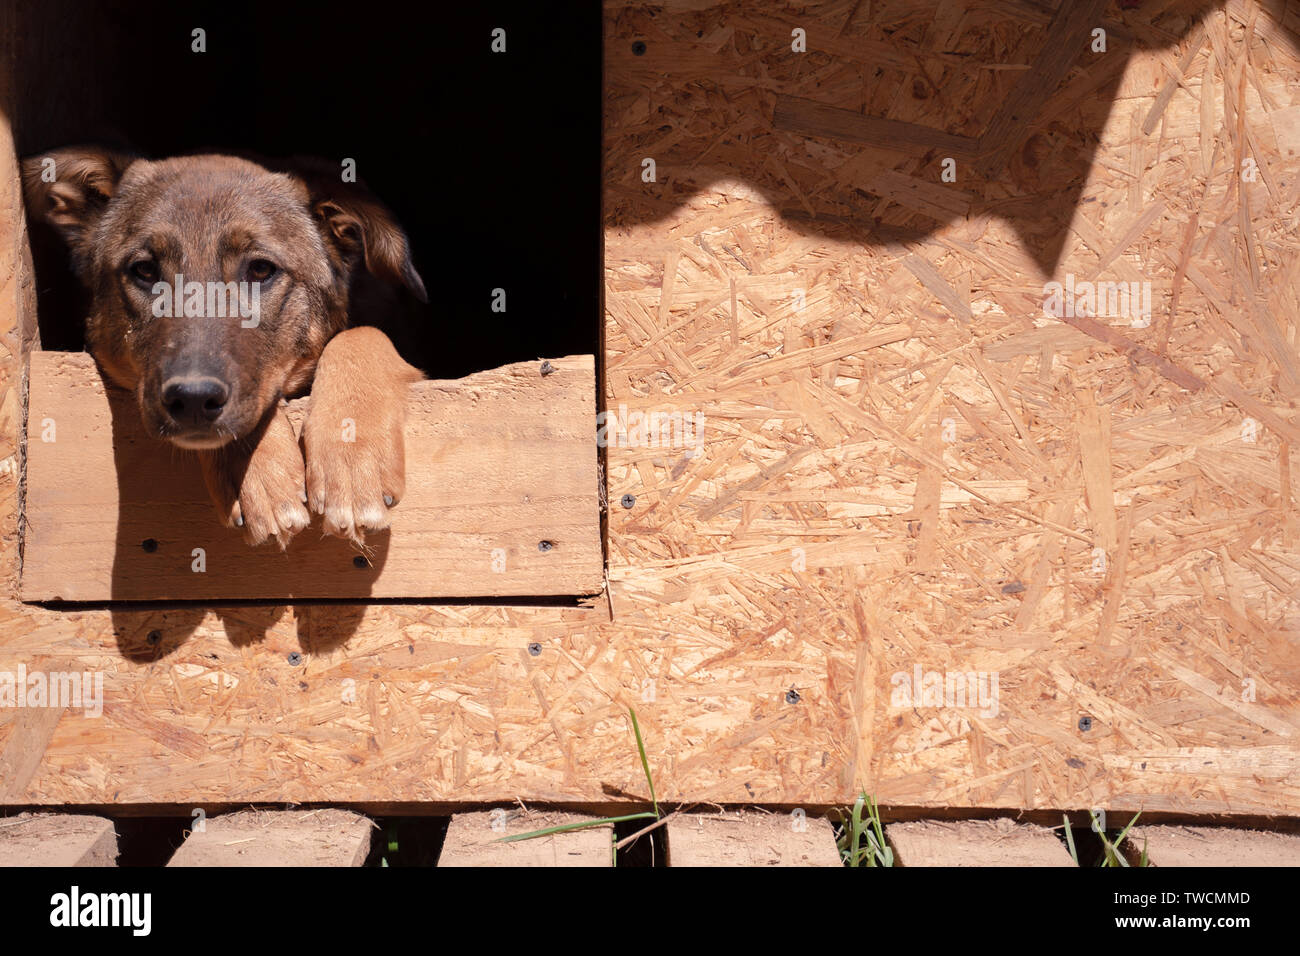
(23, 147), (427, 547)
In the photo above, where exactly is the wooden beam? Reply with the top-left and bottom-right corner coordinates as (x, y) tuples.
(0, 813), (118, 866)
(21, 351), (603, 602)
(1125, 826), (1300, 867)
(167, 809), (372, 866)
(438, 810), (613, 866)
(887, 820), (1077, 866)
(665, 811), (843, 866)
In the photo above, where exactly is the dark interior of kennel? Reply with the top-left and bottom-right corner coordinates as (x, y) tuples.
(9, 0), (600, 380)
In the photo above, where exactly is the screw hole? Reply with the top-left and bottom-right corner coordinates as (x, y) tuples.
(141, 538), (158, 553)
(632, 40), (647, 55)
(353, 555), (368, 569)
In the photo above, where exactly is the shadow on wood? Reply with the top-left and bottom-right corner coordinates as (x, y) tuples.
(604, 0), (1295, 274)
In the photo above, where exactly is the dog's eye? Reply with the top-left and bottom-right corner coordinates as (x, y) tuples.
(129, 260), (159, 284)
(247, 259), (278, 283)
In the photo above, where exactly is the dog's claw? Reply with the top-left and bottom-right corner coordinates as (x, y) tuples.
(304, 414), (405, 544)
(200, 405), (309, 548)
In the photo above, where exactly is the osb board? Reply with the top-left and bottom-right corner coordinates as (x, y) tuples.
(21, 351), (603, 601)
(0, 1), (1298, 813)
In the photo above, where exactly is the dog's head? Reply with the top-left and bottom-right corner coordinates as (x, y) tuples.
(22, 148), (426, 449)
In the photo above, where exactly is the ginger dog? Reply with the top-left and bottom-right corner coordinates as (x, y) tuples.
(23, 147), (427, 547)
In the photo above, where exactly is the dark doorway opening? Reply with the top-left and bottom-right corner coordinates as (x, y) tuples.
(12, 0), (601, 379)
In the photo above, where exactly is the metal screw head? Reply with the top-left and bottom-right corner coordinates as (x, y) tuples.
(353, 555), (368, 569)
(1078, 715), (1093, 732)
(632, 40), (647, 55)
(540, 360), (555, 376)
(146, 630), (162, 645)
(141, 538), (159, 553)
(288, 652), (302, 667)
(620, 494), (636, 509)
(538, 540), (554, 552)
(785, 688), (801, 705)
(527, 642), (542, 657)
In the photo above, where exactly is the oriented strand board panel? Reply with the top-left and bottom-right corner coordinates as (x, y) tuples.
(21, 351), (602, 601)
(665, 812), (842, 867)
(1127, 826), (1300, 867)
(888, 820), (1075, 867)
(590, 0), (1300, 814)
(1, 1), (1299, 813)
(167, 809), (372, 866)
(0, 813), (118, 866)
(438, 810), (613, 867)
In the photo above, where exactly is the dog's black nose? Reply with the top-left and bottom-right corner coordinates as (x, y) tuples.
(161, 376), (230, 427)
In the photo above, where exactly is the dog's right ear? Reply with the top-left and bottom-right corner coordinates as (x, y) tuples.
(21, 146), (136, 262)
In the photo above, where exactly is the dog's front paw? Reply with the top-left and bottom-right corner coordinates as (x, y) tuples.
(303, 398), (407, 543)
(302, 326), (421, 544)
(200, 406), (311, 548)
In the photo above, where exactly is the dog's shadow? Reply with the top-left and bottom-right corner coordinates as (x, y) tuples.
(605, 0), (1280, 276)
(100, 373), (385, 661)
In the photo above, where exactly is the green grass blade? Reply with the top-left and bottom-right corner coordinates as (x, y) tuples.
(1109, 811), (1142, 867)
(1063, 814), (1078, 864)
(868, 795), (892, 866)
(498, 812), (658, 843)
(629, 706), (659, 819)
(1113, 811), (1141, 845)
(850, 793), (864, 867)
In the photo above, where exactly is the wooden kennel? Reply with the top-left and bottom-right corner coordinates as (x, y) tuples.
(1, 0), (1298, 819)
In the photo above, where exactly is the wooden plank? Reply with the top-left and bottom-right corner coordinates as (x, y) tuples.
(167, 809), (372, 866)
(437, 810), (613, 866)
(1126, 826), (1300, 867)
(887, 820), (1076, 867)
(665, 811), (842, 866)
(0, 813), (118, 866)
(21, 351), (603, 601)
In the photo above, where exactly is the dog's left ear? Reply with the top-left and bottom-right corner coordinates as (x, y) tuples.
(311, 193), (428, 303)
